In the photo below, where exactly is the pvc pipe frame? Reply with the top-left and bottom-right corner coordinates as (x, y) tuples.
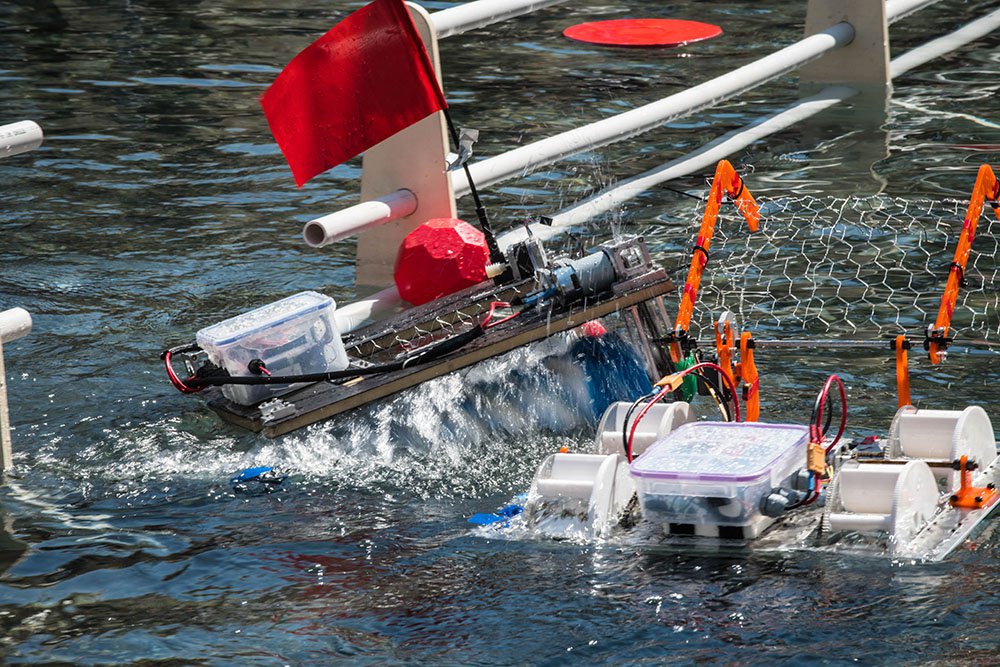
(458, 22), (854, 195)
(0, 307), (30, 475)
(431, 0), (568, 39)
(304, 21), (854, 247)
(0, 308), (32, 345)
(333, 2), (1000, 334)
(305, 0), (951, 247)
(503, 6), (999, 245)
(303, 189), (416, 247)
(0, 121), (43, 160)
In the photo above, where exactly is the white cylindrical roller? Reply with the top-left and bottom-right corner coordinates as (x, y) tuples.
(548, 453), (610, 480)
(0, 308), (32, 344)
(896, 409), (963, 459)
(827, 513), (892, 533)
(951, 406), (997, 473)
(597, 401), (695, 457)
(889, 460), (940, 548)
(0, 121), (43, 160)
(837, 465), (901, 514)
(534, 478), (596, 500)
(302, 189), (417, 248)
(829, 461), (939, 542)
(532, 453), (612, 501)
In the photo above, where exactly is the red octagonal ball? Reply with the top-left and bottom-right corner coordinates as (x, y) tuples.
(394, 218), (489, 306)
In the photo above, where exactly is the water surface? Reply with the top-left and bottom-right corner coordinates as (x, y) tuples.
(1, 0), (999, 664)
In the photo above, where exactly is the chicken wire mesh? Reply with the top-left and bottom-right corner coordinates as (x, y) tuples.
(681, 194), (1000, 342)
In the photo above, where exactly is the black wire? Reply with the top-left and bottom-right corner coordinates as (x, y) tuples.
(621, 390), (657, 458)
(692, 371), (732, 422)
(187, 325), (486, 388)
(440, 107), (503, 265)
(662, 185), (706, 202)
(810, 387), (835, 438)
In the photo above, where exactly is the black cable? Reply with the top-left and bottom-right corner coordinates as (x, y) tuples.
(187, 325), (486, 388)
(692, 371), (732, 422)
(440, 107), (503, 265)
(810, 385), (835, 437)
(621, 390), (657, 458)
(662, 185), (706, 202)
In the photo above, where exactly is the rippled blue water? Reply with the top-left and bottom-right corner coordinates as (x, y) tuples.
(1, 0), (999, 664)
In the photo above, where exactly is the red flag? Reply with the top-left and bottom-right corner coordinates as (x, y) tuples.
(261, 0), (446, 187)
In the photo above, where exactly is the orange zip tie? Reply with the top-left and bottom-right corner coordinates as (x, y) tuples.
(671, 160), (760, 362)
(738, 331), (759, 422)
(928, 164), (1000, 364)
(894, 335), (911, 409)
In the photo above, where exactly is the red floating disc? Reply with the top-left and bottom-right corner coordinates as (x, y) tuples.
(563, 19), (722, 48)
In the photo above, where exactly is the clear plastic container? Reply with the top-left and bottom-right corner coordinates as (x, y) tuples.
(629, 421), (809, 527)
(196, 291), (348, 406)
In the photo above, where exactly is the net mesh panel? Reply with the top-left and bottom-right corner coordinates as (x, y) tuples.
(680, 195), (1000, 342)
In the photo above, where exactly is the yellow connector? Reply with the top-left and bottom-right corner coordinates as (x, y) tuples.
(807, 441), (826, 475)
(654, 373), (686, 391)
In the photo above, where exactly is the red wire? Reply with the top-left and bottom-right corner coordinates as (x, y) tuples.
(164, 350), (203, 394)
(626, 386), (672, 462)
(481, 301), (520, 329)
(625, 361), (742, 462)
(813, 374), (848, 453)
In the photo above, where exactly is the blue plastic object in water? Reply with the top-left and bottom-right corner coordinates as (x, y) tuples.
(468, 504), (524, 526)
(230, 466), (288, 494)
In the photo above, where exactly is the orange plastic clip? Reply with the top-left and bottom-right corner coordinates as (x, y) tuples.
(949, 455), (998, 509)
(894, 335), (911, 409)
(738, 331), (759, 422)
(715, 316), (735, 383)
(928, 164), (1000, 364)
(671, 160), (760, 362)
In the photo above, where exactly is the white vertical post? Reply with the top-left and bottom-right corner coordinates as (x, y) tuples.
(801, 0), (890, 87)
(0, 308), (32, 475)
(355, 2), (457, 289)
(0, 336), (10, 474)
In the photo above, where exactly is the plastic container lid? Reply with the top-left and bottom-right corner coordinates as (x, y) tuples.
(197, 291), (334, 347)
(631, 421), (809, 482)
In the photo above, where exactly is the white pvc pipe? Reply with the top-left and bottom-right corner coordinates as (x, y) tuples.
(0, 121), (43, 160)
(504, 7), (999, 246)
(456, 22), (855, 195)
(886, 0), (943, 23)
(890, 7), (1000, 77)
(303, 188), (417, 248)
(334, 8), (991, 332)
(500, 85), (858, 247)
(300, 0), (950, 247)
(431, 0), (569, 39)
(334, 286), (403, 334)
(0, 308), (32, 345)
